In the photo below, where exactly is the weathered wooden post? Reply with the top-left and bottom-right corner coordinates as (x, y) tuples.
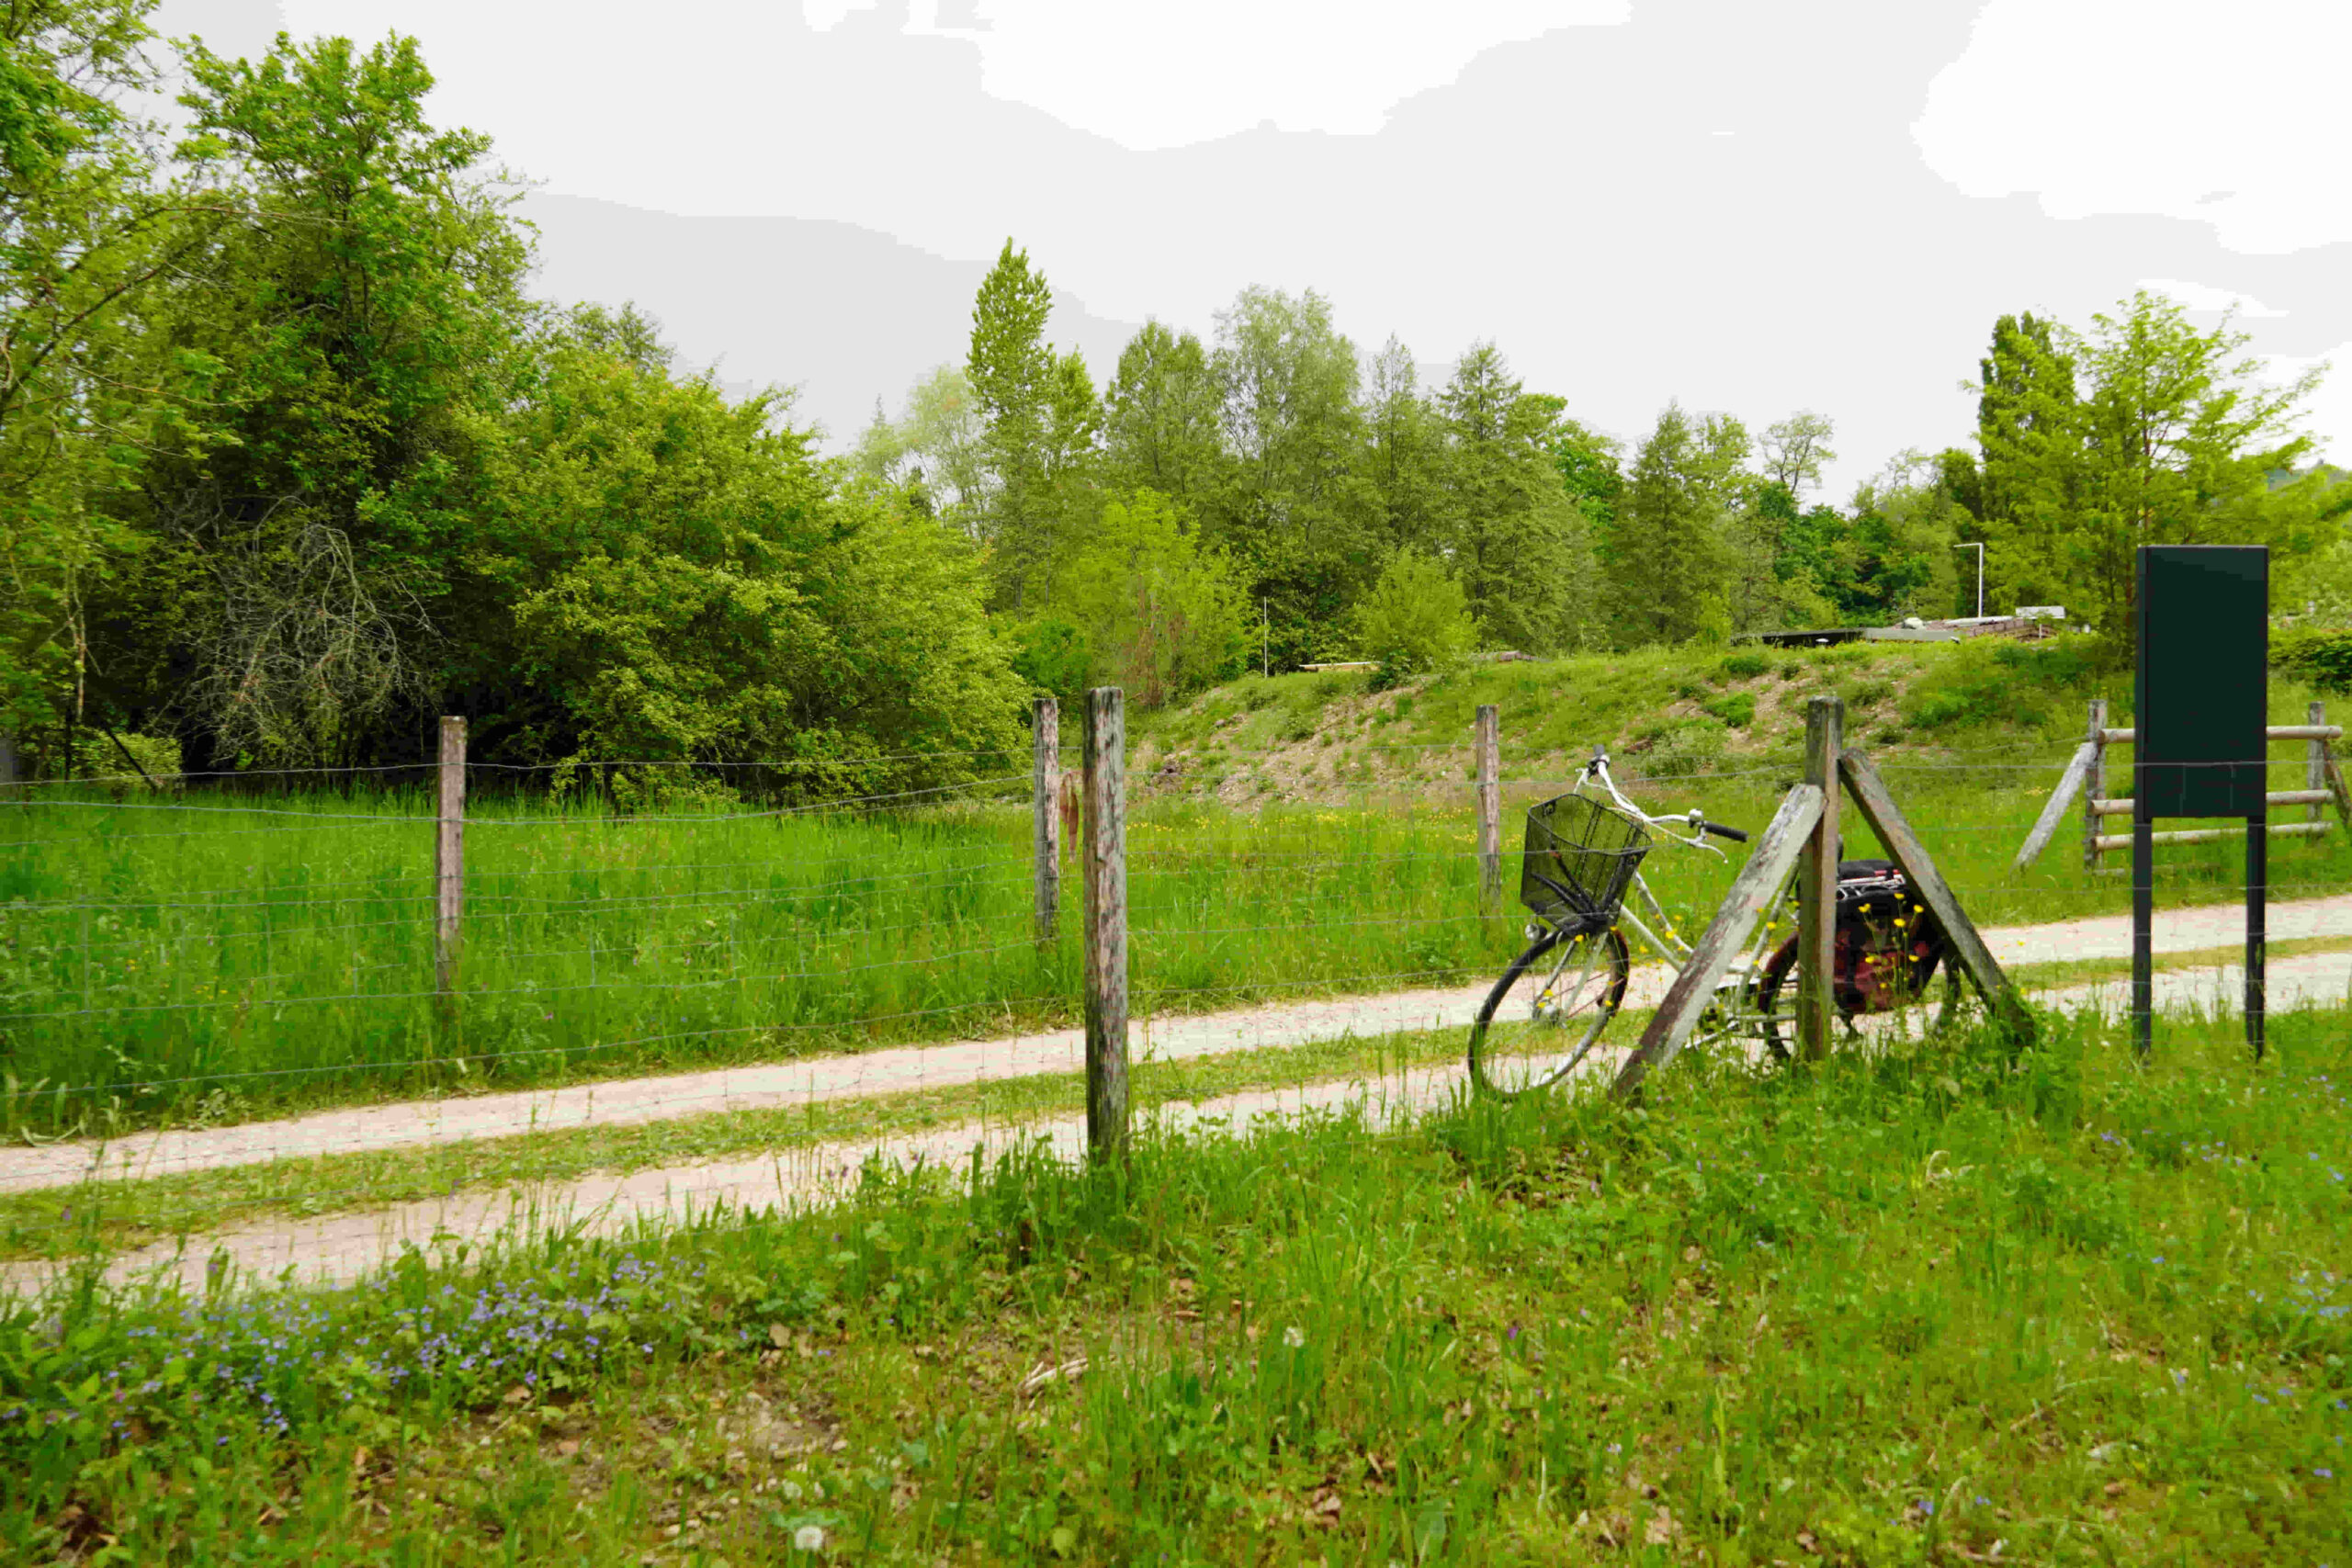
(1796, 695), (1843, 1060)
(1476, 705), (1501, 919)
(1081, 688), (1128, 1165)
(435, 716), (466, 1009)
(2082, 697), (2107, 870)
(1032, 698), (1060, 947)
(2311, 701), (2330, 828)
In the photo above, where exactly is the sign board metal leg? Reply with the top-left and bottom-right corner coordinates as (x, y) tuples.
(2132, 797), (2153, 1058)
(2246, 807), (2266, 1057)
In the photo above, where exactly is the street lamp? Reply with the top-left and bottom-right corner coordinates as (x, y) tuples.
(1954, 542), (1984, 618)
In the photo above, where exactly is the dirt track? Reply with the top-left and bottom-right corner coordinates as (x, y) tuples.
(6, 919), (2346, 1298)
(6, 892), (2344, 1197)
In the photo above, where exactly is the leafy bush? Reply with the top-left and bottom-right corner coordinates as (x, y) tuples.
(61, 729), (183, 790)
(1351, 549), (1477, 691)
(1718, 652), (1770, 680)
(2274, 627), (2352, 693)
(1055, 490), (1250, 707)
(1702, 691), (1756, 728)
(1623, 716), (1728, 778)
(1008, 616), (1091, 704)
(1901, 634), (2098, 732)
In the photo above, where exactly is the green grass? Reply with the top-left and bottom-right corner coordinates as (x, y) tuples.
(0, 793), (1511, 1134)
(5, 1003), (2348, 1564)
(6, 632), (2346, 1136)
(12, 929), (2348, 1267)
(1135, 632), (2338, 793)
(0, 1022), (1474, 1264)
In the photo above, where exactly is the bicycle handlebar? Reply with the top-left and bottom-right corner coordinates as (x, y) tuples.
(1573, 747), (1740, 858)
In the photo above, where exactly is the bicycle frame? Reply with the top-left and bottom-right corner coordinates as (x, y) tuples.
(1544, 748), (1796, 1034)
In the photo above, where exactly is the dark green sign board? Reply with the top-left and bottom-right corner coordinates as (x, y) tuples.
(2134, 547), (2268, 818)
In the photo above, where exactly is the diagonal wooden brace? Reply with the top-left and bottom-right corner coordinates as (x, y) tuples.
(1610, 784), (1823, 1101)
(2012, 739), (2096, 870)
(1840, 748), (2036, 1044)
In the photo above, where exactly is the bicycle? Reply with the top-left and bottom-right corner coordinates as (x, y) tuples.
(1466, 745), (1962, 1099)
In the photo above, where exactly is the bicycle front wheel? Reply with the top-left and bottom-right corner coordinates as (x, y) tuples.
(1467, 923), (1631, 1100)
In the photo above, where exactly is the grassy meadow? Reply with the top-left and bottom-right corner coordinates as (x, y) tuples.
(4, 1004), (2348, 1565)
(3, 634), (2346, 1134)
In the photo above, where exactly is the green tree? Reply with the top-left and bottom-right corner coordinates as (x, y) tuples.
(1607, 402), (1736, 646)
(1352, 547), (1476, 687)
(1435, 343), (1599, 653)
(1549, 418), (1623, 535)
(1363, 334), (1447, 554)
(486, 308), (1024, 795)
(0, 0), (230, 761)
(1102, 320), (1225, 506)
(1840, 451), (1964, 620)
(1053, 489), (1247, 707)
(1972, 311), (2077, 612)
(1208, 285), (1374, 664)
(966, 239), (1068, 607)
(97, 29), (533, 770)
(853, 364), (989, 528)
(1974, 290), (2328, 650)
(1759, 411), (1837, 506)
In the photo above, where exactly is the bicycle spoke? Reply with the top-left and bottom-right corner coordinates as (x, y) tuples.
(1470, 925), (1628, 1099)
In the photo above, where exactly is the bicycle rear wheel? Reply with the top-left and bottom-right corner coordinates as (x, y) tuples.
(1467, 924), (1631, 1100)
(1754, 932), (1962, 1060)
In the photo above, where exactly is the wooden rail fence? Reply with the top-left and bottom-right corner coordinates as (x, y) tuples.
(2012, 700), (2350, 870)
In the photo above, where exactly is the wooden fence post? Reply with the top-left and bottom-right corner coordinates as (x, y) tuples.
(1476, 705), (1500, 919)
(1033, 698), (1060, 946)
(2082, 697), (2107, 870)
(1797, 695), (1843, 1060)
(2311, 702), (2329, 828)
(2324, 726), (2352, 829)
(435, 716), (466, 1006)
(1081, 688), (1129, 1166)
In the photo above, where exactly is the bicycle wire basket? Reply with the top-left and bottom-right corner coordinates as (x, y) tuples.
(1520, 791), (1652, 930)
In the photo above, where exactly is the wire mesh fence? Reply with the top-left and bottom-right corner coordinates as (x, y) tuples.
(0, 694), (2347, 1283)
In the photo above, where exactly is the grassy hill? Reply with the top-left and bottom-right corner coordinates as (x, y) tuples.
(1130, 633), (2335, 807)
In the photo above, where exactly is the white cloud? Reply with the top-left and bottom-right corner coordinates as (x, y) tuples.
(818, 0), (1626, 149)
(1914, 0), (2352, 253)
(2137, 279), (2286, 319)
(2263, 342), (2346, 464)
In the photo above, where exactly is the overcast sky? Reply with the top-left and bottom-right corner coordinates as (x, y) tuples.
(154, 0), (2352, 501)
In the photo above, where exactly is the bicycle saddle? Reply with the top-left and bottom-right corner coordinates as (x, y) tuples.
(1837, 858), (1900, 881)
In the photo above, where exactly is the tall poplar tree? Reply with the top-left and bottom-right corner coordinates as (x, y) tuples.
(1435, 342), (1597, 653)
(966, 240), (1057, 606)
(1608, 402), (1735, 646)
(1363, 335), (1446, 554)
(1972, 311), (2077, 611)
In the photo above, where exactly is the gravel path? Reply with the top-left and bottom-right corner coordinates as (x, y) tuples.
(7, 893), (2346, 1197)
(8, 945), (2346, 1298)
